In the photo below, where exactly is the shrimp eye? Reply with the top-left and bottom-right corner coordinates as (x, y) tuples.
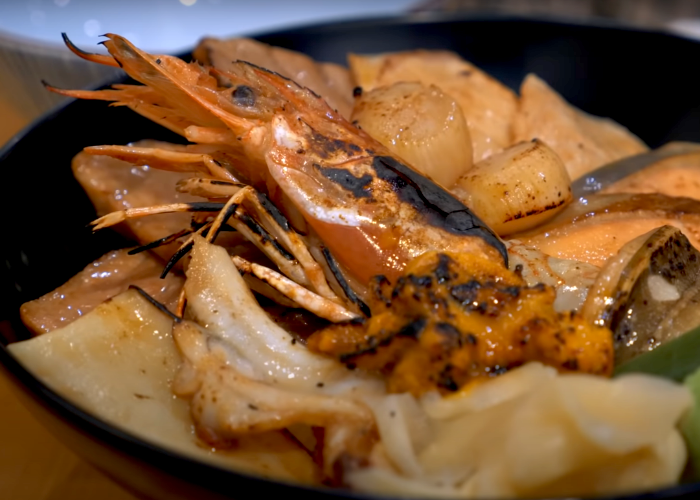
(232, 85), (256, 107)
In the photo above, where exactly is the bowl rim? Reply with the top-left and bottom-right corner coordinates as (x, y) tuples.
(3, 11), (700, 500)
(3, 9), (700, 151)
(0, 7), (694, 55)
(0, 8), (695, 65)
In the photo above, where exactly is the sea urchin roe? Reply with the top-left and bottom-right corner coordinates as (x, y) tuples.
(307, 251), (613, 396)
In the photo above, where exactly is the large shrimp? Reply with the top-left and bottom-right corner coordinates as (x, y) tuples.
(49, 34), (506, 320)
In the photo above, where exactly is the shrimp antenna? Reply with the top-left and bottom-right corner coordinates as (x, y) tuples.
(128, 286), (181, 322)
(61, 32), (121, 68)
(161, 241), (195, 279)
(128, 228), (194, 255)
(160, 223), (212, 278)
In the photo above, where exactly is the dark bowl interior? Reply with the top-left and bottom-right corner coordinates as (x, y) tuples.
(2, 13), (700, 500)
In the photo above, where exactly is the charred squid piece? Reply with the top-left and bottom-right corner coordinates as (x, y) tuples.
(572, 142), (700, 198)
(583, 225), (700, 365)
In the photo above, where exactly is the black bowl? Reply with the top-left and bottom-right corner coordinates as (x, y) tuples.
(2, 13), (700, 500)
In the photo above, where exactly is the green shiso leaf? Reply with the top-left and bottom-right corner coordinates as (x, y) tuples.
(614, 324), (700, 382)
(616, 325), (700, 480)
(681, 368), (700, 481)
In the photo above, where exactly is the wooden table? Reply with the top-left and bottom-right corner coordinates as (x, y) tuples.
(0, 376), (137, 500)
(0, 103), (139, 500)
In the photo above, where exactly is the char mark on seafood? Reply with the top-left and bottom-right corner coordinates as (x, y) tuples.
(316, 164), (374, 199)
(322, 248), (371, 318)
(372, 156), (508, 267)
(255, 192), (291, 232)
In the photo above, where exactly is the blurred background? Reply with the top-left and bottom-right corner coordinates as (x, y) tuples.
(1, 0), (700, 146)
(0, 0), (419, 145)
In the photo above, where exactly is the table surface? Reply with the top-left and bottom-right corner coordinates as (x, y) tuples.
(0, 375), (138, 500)
(0, 100), (140, 500)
